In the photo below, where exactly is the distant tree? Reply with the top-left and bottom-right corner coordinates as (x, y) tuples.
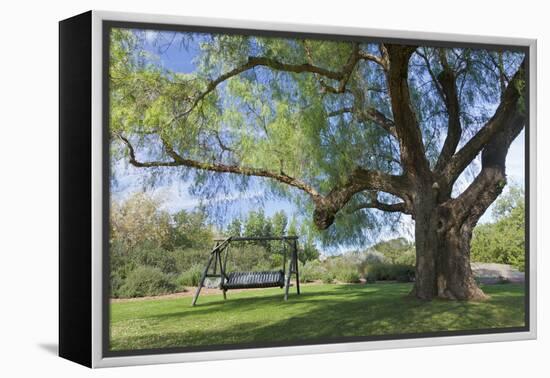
(287, 216), (298, 237)
(243, 209), (268, 237)
(172, 208), (213, 249)
(110, 193), (173, 252)
(491, 184), (524, 219)
(471, 186), (525, 271)
(271, 210), (288, 236)
(371, 237), (415, 265)
(299, 223), (320, 264)
(227, 217), (242, 237)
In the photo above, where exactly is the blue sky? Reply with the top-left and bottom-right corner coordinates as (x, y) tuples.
(112, 29), (526, 246)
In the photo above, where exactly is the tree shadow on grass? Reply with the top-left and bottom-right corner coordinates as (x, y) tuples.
(136, 286), (383, 321)
(110, 283), (525, 351)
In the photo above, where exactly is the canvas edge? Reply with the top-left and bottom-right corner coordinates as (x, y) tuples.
(90, 9), (538, 368)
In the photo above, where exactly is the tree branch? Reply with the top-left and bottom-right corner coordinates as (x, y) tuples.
(442, 108), (525, 230)
(386, 44), (431, 176)
(327, 106), (397, 137)
(359, 50), (389, 70)
(434, 49), (462, 173)
(174, 55), (355, 120)
(117, 132), (411, 231)
(439, 59), (526, 187)
(313, 168), (410, 229)
(116, 133), (321, 199)
(349, 199), (411, 214)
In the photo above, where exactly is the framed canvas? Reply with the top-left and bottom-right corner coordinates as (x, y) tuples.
(59, 10), (537, 368)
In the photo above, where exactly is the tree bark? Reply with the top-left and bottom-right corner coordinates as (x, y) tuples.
(411, 192), (488, 301)
(434, 218), (487, 300)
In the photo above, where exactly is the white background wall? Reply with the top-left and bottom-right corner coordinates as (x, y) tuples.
(0, 0), (547, 376)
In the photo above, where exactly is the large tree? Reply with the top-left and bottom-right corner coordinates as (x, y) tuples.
(110, 29), (526, 300)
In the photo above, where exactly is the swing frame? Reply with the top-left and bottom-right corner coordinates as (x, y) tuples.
(191, 236), (300, 306)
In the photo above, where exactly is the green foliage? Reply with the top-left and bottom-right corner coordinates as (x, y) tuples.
(491, 185), (524, 219)
(109, 194), (215, 297)
(321, 272), (335, 284)
(370, 238), (415, 265)
(471, 187), (525, 271)
(176, 264), (204, 288)
(132, 242), (178, 274)
(172, 248), (210, 273)
(172, 209), (214, 250)
(110, 192), (174, 252)
(334, 268), (361, 283)
(324, 255), (361, 283)
(226, 218), (242, 237)
(366, 264), (415, 282)
(244, 209), (270, 238)
(299, 260), (327, 283)
(271, 211), (288, 236)
(118, 266), (176, 298)
(299, 223), (320, 264)
(225, 245), (273, 272)
(227, 210), (318, 265)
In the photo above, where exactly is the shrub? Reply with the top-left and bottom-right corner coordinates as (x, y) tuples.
(299, 260), (327, 283)
(363, 250), (386, 264)
(270, 253), (284, 269)
(132, 243), (177, 274)
(324, 255), (361, 283)
(366, 264), (415, 282)
(471, 189), (525, 271)
(110, 270), (125, 298)
(365, 274), (376, 284)
(176, 264), (204, 287)
(335, 268), (361, 283)
(228, 245), (271, 271)
(173, 248), (210, 272)
(393, 250), (416, 266)
(321, 272), (335, 284)
(118, 265), (176, 298)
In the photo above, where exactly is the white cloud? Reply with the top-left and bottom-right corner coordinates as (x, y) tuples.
(150, 181), (264, 213)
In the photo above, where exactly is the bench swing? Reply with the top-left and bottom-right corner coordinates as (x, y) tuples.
(191, 236), (300, 306)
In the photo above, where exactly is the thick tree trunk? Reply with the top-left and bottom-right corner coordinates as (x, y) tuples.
(434, 222), (487, 300)
(411, 188), (438, 300)
(411, 189), (487, 301)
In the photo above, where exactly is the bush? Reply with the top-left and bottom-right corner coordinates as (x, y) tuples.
(227, 245), (271, 271)
(321, 272), (335, 284)
(393, 250), (416, 266)
(132, 243), (177, 274)
(471, 189), (525, 271)
(366, 264), (415, 282)
(176, 264), (204, 287)
(110, 270), (125, 298)
(118, 265), (176, 298)
(366, 274), (376, 284)
(335, 268), (361, 283)
(173, 248), (210, 272)
(362, 250), (386, 264)
(324, 255), (361, 283)
(299, 260), (327, 283)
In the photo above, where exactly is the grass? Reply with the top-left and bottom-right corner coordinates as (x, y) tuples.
(110, 283), (525, 351)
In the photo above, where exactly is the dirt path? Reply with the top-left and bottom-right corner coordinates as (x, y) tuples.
(471, 262), (525, 283)
(110, 283), (318, 303)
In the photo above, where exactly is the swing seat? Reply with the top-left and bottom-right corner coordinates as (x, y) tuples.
(222, 270), (285, 290)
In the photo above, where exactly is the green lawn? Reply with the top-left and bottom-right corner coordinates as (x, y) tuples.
(110, 283), (525, 351)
